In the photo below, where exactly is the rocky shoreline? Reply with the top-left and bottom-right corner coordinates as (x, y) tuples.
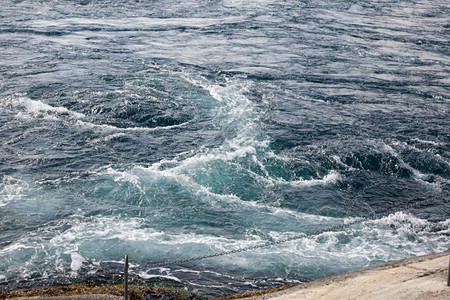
(0, 283), (204, 300)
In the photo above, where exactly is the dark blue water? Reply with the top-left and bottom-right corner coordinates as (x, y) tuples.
(1, 0), (449, 297)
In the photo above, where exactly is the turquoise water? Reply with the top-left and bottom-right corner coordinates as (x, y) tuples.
(0, 0), (449, 297)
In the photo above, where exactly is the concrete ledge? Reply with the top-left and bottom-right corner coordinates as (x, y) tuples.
(243, 252), (450, 300)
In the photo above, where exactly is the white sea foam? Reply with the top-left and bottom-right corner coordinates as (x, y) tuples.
(69, 252), (85, 275)
(46, 215), (252, 250)
(75, 119), (191, 133)
(94, 111), (341, 223)
(104, 167), (144, 193)
(133, 73), (341, 200)
(0, 176), (28, 207)
(105, 164), (339, 224)
(49, 216), (161, 245)
(139, 272), (181, 282)
(331, 155), (356, 171)
(392, 140), (450, 170)
(173, 268), (201, 274)
(289, 171), (341, 187)
(2, 96), (85, 120)
(2, 95), (190, 133)
(277, 212), (450, 265)
(268, 207), (339, 222)
(410, 138), (443, 146)
(1, 210), (448, 286)
(0, 243), (35, 255)
(378, 142), (445, 190)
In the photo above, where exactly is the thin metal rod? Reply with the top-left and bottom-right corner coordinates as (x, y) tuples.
(447, 256), (450, 287)
(124, 254), (129, 300)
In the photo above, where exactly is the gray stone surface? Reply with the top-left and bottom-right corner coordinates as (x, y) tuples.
(244, 252), (450, 300)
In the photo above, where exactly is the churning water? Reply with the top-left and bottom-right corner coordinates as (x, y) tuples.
(0, 0), (449, 297)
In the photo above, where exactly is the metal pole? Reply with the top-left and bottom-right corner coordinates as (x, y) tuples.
(124, 254), (129, 300)
(447, 256), (450, 287)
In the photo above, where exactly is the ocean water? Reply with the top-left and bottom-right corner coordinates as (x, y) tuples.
(0, 0), (449, 297)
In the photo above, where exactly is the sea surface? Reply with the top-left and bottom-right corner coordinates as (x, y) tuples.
(0, 0), (449, 297)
